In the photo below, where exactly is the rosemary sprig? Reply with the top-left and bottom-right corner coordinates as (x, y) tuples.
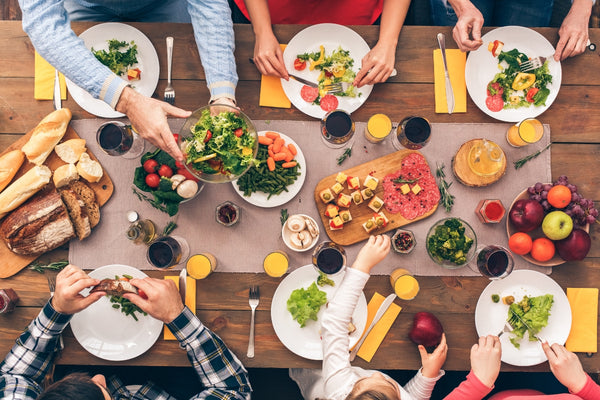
(393, 176), (420, 184)
(514, 143), (552, 170)
(132, 187), (168, 214)
(336, 147), (352, 165)
(162, 221), (178, 236)
(435, 163), (455, 212)
(29, 260), (68, 274)
(280, 209), (289, 226)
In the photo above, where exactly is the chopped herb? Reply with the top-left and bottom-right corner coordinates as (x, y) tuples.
(280, 209), (289, 226)
(337, 147), (352, 165)
(435, 163), (455, 213)
(393, 176), (419, 184)
(29, 260), (68, 274)
(514, 143), (552, 170)
(163, 221), (178, 236)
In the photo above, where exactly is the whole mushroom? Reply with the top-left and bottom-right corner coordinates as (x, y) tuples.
(176, 180), (198, 199)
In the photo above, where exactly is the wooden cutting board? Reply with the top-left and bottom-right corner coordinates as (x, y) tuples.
(313, 150), (438, 246)
(0, 124), (114, 278)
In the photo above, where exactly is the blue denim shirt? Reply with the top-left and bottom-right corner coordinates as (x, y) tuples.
(19, 0), (237, 108)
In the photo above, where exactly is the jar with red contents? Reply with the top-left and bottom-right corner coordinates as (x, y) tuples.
(0, 289), (19, 314)
(476, 199), (506, 224)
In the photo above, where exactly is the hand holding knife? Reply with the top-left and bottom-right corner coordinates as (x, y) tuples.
(349, 293), (397, 361)
(437, 33), (455, 114)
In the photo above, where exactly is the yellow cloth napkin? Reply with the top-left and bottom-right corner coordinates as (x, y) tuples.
(163, 276), (196, 340)
(259, 44), (291, 108)
(34, 52), (66, 100)
(565, 288), (598, 353)
(353, 292), (402, 362)
(433, 49), (466, 113)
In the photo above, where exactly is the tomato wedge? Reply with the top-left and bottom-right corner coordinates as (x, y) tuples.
(293, 58), (306, 71)
(526, 87), (539, 103)
(234, 128), (244, 137)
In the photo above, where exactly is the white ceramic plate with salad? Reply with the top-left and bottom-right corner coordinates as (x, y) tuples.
(465, 26), (562, 122)
(70, 264), (163, 361)
(232, 131), (306, 207)
(66, 22), (160, 118)
(475, 270), (571, 366)
(281, 23), (373, 119)
(271, 265), (367, 360)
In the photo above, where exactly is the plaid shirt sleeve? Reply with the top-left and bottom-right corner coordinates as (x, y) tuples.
(166, 307), (252, 400)
(0, 300), (71, 400)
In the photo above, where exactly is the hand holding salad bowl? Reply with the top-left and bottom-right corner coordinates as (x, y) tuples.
(178, 104), (258, 183)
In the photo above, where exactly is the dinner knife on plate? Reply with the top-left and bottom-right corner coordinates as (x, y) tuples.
(436, 33), (455, 114)
(53, 69), (61, 110)
(288, 73), (318, 88)
(349, 293), (397, 361)
(509, 309), (543, 342)
(178, 267), (187, 303)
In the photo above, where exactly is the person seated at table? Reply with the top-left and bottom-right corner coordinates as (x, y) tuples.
(233, 0), (411, 87)
(290, 235), (448, 400)
(0, 264), (252, 400)
(429, 0), (595, 61)
(18, 0), (239, 162)
(443, 335), (600, 399)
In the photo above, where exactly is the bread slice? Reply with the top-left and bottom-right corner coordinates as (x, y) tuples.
(53, 163), (79, 188)
(76, 153), (103, 183)
(55, 138), (87, 164)
(68, 180), (100, 228)
(59, 188), (91, 240)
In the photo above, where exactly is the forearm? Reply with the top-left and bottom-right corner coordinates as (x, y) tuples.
(445, 0), (476, 15)
(377, 0), (411, 50)
(570, 0), (594, 17)
(403, 368), (445, 400)
(443, 371), (492, 400)
(187, 0), (238, 102)
(243, 0), (273, 38)
(571, 374), (600, 399)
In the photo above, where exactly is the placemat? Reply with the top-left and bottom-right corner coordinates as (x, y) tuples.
(69, 119), (551, 276)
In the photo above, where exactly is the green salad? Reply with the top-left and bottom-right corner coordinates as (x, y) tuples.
(181, 109), (257, 177)
(508, 294), (554, 349)
(427, 218), (474, 265)
(92, 39), (138, 76)
(287, 282), (327, 327)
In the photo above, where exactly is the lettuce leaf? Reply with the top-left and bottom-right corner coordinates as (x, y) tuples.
(286, 282), (327, 327)
(508, 294), (554, 349)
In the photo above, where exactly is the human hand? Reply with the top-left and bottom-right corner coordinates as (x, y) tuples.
(542, 342), (587, 393)
(124, 278), (184, 324)
(351, 235), (390, 274)
(51, 264), (103, 315)
(451, 2), (484, 52)
(470, 335), (501, 387)
(354, 42), (396, 88)
(115, 87), (192, 163)
(253, 31), (288, 79)
(419, 333), (448, 378)
(554, 0), (591, 61)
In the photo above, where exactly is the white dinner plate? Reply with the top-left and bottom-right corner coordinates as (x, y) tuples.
(465, 26), (561, 122)
(66, 22), (160, 118)
(271, 264), (368, 360)
(475, 270), (571, 366)
(70, 264), (163, 361)
(281, 23), (373, 119)
(232, 131), (306, 208)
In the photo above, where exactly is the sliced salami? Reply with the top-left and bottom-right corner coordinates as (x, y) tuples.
(485, 94), (504, 112)
(319, 94), (339, 112)
(300, 85), (319, 103)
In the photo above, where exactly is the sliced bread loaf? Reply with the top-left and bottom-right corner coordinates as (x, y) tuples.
(68, 180), (100, 228)
(59, 188), (91, 240)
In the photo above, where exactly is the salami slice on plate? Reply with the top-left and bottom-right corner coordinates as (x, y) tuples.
(300, 85), (319, 103)
(486, 94), (504, 112)
(320, 94), (339, 112)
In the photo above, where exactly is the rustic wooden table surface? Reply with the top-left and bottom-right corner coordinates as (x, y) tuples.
(0, 22), (598, 373)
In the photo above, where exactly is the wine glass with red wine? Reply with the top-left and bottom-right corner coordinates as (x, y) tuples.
(320, 110), (355, 148)
(392, 116), (431, 151)
(472, 245), (514, 280)
(146, 235), (190, 269)
(312, 241), (346, 276)
(96, 121), (145, 159)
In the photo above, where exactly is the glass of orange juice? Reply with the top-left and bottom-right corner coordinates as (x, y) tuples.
(365, 113), (392, 143)
(263, 251), (289, 277)
(506, 118), (544, 147)
(187, 253), (217, 279)
(389, 268), (419, 300)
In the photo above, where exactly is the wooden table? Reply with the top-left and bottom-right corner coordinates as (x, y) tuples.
(0, 22), (598, 373)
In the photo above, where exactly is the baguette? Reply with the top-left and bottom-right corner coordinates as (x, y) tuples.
(22, 108), (72, 165)
(0, 165), (52, 220)
(0, 149), (25, 193)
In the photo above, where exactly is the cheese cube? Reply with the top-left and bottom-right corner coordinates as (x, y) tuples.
(319, 188), (334, 203)
(362, 218), (377, 233)
(368, 196), (384, 212)
(364, 175), (379, 191)
(127, 68), (141, 81)
(324, 204), (339, 218)
(361, 188), (374, 201)
(411, 184), (422, 195)
(351, 190), (363, 205)
(339, 209), (352, 223)
(331, 182), (344, 194)
(400, 184), (410, 195)
(337, 193), (352, 208)
(329, 216), (344, 230)
(347, 176), (360, 190)
(335, 172), (347, 185)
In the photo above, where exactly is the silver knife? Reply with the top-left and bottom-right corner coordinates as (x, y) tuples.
(288, 73), (318, 88)
(178, 267), (187, 303)
(509, 309), (542, 342)
(53, 69), (62, 110)
(437, 33), (455, 114)
(349, 293), (397, 361)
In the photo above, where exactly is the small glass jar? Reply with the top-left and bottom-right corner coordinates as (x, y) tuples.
(476, 199), (506, 224)
(391, 229), (416, 254)
(216, 201), (240, 227)
(0, 289), (19, 314)
(125, 211), (157, 244)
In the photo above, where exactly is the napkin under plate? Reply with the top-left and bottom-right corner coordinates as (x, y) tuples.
(163, 276), (196, 340)
(34, 52), (66, 100)
(433, 49), (466, 113)
(354, 292), (401, 362)
(565, 287), (598, 353)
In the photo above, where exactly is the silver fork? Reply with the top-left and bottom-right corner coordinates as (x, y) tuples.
(247, 286), (260, 358)
(497, 320), (513, 337)
(164, 36), (175, 104)
(47, 275), (64, 351)
(324, 81), (350, 95)
(519, 56), (548, 72)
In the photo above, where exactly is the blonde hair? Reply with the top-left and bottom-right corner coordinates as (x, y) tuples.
(345, 388), (398, 400)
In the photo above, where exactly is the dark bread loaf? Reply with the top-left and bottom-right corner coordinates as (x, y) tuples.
(59, 188), (91, 240)
(0, 189), (75, 255)
(67, 180), (100, 228)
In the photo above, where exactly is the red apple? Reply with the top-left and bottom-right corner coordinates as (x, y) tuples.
(509, 199), (545, 233)
(409, 312), (444, 348)
(555, 229), (591, 261)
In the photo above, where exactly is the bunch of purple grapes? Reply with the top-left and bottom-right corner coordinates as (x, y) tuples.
(527, 175), (598, 227)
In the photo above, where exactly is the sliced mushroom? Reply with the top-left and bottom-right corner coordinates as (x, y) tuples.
(289, 230), (312, 249)
(287, 215), (306, 232)
(305, 217), (319, 238)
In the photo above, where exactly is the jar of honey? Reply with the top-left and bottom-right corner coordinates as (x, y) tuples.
(476, 199), (505, 224)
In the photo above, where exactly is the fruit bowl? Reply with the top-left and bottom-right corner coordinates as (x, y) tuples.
(426, 217), (477, 269)
(178, 104), (258, 183)
(506, 188), (590, 267)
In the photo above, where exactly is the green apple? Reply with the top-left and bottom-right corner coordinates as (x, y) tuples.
(542, 211), (573, 240)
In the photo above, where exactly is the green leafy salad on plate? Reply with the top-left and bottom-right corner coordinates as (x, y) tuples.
(287, 282), (327, 328)
(508, 294), (554, 349)
(92, 39), (139, 76)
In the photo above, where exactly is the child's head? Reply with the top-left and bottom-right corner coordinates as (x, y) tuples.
(345, 372), (400, 400)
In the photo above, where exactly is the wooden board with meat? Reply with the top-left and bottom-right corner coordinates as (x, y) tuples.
(313, 150), (440, 245)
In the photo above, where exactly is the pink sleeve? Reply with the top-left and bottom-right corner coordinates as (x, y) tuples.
(571, 374), (600, 399)
(443, 371), (493, 400)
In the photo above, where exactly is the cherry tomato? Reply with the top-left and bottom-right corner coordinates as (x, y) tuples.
(293, 57), (306, 71)
(175, 161), (185, 169)
(172, 133), (179, 142)
(137, 288), (148, 300)
(158, 165), (173, 178)
(145, 173), (160, 188)
(526, 87), (540, 103)
(177, 168), (199, 182)
(143, 159), (158, 174)
(234, 128), (244, 137)
(204, 130), (212, 143)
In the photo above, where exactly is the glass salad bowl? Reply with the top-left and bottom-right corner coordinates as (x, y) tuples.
(178, 104), (258, 183)
(426, 217), (477, 269)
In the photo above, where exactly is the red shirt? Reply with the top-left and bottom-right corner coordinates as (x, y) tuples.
(234, 0), (383, 25)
